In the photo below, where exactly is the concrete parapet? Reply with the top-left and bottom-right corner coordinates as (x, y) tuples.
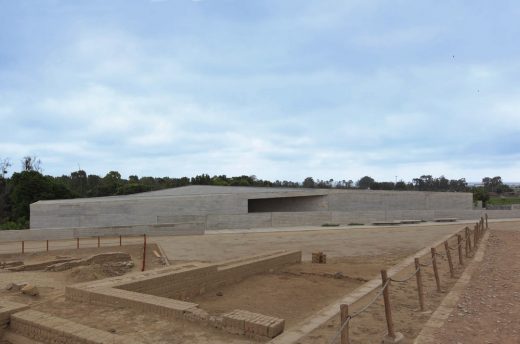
(0, 222), (204, 242)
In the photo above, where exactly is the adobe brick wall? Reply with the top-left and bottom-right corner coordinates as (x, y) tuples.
(9, 309), (139, 344)
(65, 251), (301, 340)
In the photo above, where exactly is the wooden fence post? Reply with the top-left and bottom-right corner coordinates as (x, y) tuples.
(340, 304), (350, 344)
(97, 236), (100, 248)
(141, 234), (147, 272)
(46, 240), (49, 252)
(457, 234), (463, 266)
(414, 258), (425, 311)
(444, 241), (454, 278)
(467, 227), (472, 253)
(485, 213), (488, 229)
(22, 240), (24, 254)
(381, 270), (396, 338)
(119, 235), (122, 246)
(431, 248), (441, 292)
(474, 224), (478, 246)
(464, 227), (469, 258)
(77, 237), (79, 249)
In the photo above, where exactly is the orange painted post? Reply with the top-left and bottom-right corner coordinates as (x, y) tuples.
(340, 304), (350, 344)
(97, 236), (100, 248)
(431, 248), (441, 292)
(444, 241), (454, 278)
(414, 258), (425, 311)
(381, 270), (396, 339)
(457, 234), (463, 266)
(22, 240), (24, 254)
(46, 240), (49, 252)
(77, 237), (79, 249)
(141, 234), (147, 272)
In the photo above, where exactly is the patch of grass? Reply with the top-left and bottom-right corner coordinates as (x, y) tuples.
(487, 197), (520, 205)
(321, 223), (340, 227)
(0, 220), (28, 230)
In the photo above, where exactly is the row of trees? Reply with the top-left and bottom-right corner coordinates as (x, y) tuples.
(0, 156), (511, 229)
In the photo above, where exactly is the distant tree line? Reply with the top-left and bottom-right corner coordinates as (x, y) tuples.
(0, 156), (512, 230)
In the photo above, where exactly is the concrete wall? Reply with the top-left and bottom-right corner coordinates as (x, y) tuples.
(248, 195), (327, 212)
(327, 190), (472, 211)
(0, 222), (204, 242)
(31, 193), (247, 229)
(29, 186), (476, 231)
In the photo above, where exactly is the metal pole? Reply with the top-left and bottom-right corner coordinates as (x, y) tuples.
(431, 248), (441, 292)
(340, 304), (350, 344)
(457, 234), (463, 266)
(414, 258), (425, 311)
(444, 241), (454, 278)
(381, 270), (396, 338)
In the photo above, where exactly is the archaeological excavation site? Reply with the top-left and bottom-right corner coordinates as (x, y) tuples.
(1, 186), (519, 344)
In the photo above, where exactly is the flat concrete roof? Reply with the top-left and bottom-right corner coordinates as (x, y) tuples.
(32, 185), (472, 205)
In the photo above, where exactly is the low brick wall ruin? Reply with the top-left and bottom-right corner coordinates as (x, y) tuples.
(65, 250), (301, 339)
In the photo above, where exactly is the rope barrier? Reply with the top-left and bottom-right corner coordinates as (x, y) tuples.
(327, 279), (390, 344)
(327, 217), (487, 344)
(327, 315), (352, 344)
(419, 259), (434, 267)
(389, 266), (421, 283)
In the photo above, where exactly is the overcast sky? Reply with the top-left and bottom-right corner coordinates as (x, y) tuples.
(1, 0), (519, 182)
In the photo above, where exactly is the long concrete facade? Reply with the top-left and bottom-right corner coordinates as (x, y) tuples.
(30, 185), (477, 230)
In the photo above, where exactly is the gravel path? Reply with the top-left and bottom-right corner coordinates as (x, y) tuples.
(433, 228), (520, 344)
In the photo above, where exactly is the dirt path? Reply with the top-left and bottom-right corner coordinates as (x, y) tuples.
(156, 224), (468, 262)
(432, 228), (520, 344)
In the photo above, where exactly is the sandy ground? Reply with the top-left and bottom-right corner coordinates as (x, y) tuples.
(192, 254), (407, 329)
(0, 223), (469, 261)
(295, 221), (520, 344)
(1, 221), (519, 344)
(155, 223), (466, 262)
(432, 227), (520, 344)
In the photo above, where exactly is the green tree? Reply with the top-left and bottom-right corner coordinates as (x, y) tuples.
(9, 171), (73, 222)
(356, 176), (375, 189)
(473, 187), (489, 206)
(98, 171), (123, 196)
(302, 177), (315, 188)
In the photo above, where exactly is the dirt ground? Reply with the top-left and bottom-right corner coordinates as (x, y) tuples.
(153, 223), (466, 262)
(433, 228), (520, 344)
(295, 221), (520, 344)
(1, 221), (518, 344)
(0, 244), (164, 306)
(192, 254), (408, 328)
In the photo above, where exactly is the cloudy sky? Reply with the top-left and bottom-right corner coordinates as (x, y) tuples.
(1, 0), (519, 182)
